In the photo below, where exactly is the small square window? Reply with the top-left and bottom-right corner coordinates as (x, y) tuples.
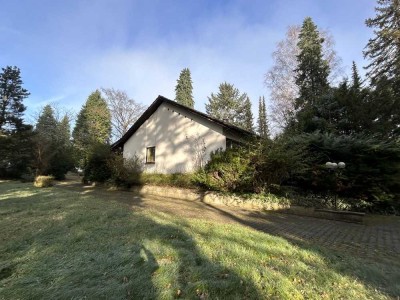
(146, 146), (156, 164)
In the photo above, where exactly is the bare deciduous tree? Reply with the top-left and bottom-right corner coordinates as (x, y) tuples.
(265, 25), (343, 132)
(29, 102), (76, 126)
(101, 88), (146, 142)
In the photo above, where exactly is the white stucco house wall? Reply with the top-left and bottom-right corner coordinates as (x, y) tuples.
(112, 96), (252, 174)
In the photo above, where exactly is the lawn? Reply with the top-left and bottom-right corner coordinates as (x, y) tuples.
(0, 181), (398, 299)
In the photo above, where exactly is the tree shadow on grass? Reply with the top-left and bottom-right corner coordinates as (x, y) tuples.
(0, 188), (262, 299)
(197, 200), (400, 298)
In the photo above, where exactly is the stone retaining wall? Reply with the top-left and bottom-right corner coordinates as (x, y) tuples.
(130, 185), (289, 211)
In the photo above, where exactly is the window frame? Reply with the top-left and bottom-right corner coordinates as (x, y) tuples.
(146, 146), (156, 164)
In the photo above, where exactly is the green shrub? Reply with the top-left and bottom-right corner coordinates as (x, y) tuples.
(107, 154), (143, 187)
(253, 137), (310, 192)
(193, 147), (254, 192)
(34, 175), (54, 187)
(140, 173), (196, 189)
(83, 143), (112, 183)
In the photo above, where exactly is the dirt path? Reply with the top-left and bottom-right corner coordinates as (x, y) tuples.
(56, 178), (400, 262)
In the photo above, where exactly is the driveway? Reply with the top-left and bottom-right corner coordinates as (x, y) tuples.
(57, 178), (400, 263)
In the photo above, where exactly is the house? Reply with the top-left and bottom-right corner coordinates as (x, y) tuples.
(112, 96), (252, 174)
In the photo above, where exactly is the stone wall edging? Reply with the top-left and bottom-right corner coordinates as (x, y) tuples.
(130, 184), (289, 211)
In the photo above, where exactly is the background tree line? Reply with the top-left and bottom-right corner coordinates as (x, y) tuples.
(0, 0), (398, 213)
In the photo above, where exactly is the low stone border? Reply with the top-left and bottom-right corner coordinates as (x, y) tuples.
(129, 185), (366, 223)
(130, 185), (289, 211)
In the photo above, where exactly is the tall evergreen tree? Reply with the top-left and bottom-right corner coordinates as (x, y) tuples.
(364, 0), (400, 81)
(0, 66), (30, 132)
(33, 105), (58, 175)
(292, 17), (331, 133)
(33, 105), (73, 178)
(364, 0), (400, 137)
(351, 61), (362, 90)
(0, 66), (33, 178)
(295, 17), (330, 110)
(73, 90), (111, 167)
(243, 96), (254, 132)
(175, 68), (194, 108)
(257, 96), (269, 138)
(205, 82), (248, 128)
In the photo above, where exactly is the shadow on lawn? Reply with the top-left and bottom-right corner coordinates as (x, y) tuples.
(0, 188), (262, 299)
(196, 199), (400, 298)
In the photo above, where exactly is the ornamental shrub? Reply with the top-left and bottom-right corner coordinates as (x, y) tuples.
(107, 153), (143, 187)
(34, 175), (54, 187)
(194, 147), (255, 192)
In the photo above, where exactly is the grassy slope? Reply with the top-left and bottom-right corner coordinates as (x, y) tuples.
(0, 181), (398, 299)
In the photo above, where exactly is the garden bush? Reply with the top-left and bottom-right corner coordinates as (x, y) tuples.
(107, 154), (143, 187)
(193, 147), (255, 192)
(83, 143), (112, 183)
(140, 173), (197, 189)
(34, 175), (54, 188)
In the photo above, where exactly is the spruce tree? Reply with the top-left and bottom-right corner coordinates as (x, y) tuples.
(243, 96), (254, 132)
(0, 66), (30, 132)
(34, 105), (58, 175)
(351, 61), (362, 90)
(0, 66), (33, 178)
(175, 68), (194, 108)
(295, 17), (330, 110)
(257, 96), (269, 138)
(205, 82), (248, 128)
(72, 90), (111, 167)
(364, 0), (400, 81)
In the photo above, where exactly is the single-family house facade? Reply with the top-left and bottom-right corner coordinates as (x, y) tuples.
(112, 96), (252, 174)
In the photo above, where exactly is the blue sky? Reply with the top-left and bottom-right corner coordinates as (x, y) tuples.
(0, 0), (376, 122)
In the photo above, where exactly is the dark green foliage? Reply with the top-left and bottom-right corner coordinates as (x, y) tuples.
(295, 17), (330, 110)
(73, 90), (111, 168)
(0, 66), (30, 132)
(0, 125), (34, 178)
(243, 96), (254, 132)
(175, 68), (194, 108)
(0, 66), (33, 178)
(205, 82), (249, 129)
(253, 137), (310, 191)
(292, 17), (331, 133)
(33, 106), (74, 180)
(364, 0), (400, 81)
(288, 132), (400, 212)
(139, 173), (196, 189)
(194, 148), (255, 192)
(257, 96), (269, 138)
(83, 143), (112, 183)
(107, 154), (143, 187)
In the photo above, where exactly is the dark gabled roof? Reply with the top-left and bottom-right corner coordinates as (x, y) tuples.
(111, 95), (254, 150)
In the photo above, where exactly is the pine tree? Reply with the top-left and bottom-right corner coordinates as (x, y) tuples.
(351, 61), (362, 90)
(49, 115), (74, 179)
(364, 0), (400, 81)
(295, 17), (330, 110)
(0, 66), (33, 178)
(34, 105), (58, 175)
(73, 90), (111, 167)
(257, 96), (269, 138)
(36, 105), (58, 141)
(175, 68), (194, 108)
(243, 96), (254, 132)
(205, 82), (248, 128)
(0, 66), (30, 132)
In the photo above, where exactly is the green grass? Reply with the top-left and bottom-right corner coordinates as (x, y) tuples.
(0, 181), (398, 299)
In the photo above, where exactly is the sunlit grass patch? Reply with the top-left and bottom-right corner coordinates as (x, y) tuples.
(0, 181), (398, 299)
